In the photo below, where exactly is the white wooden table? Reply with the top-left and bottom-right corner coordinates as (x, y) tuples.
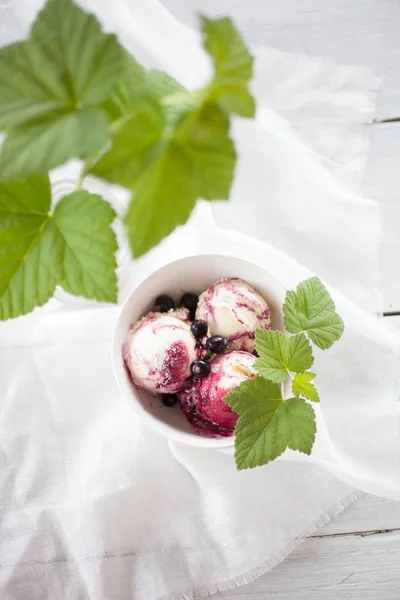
(163, 1), (400, 597)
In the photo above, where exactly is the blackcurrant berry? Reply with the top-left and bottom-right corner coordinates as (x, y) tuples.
(162, 394), (178, 407)
(190, 359), (211, 378)
(190, 319), (208, 339)
(180, 292), (199, 311)
(206, 335), (228, 354)
(155, 294), (175, 313)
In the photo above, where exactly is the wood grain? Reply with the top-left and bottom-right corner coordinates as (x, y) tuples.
(362, 124), (400, 312)
(316, 494), (400, 536)
(215, 531), (400, 598)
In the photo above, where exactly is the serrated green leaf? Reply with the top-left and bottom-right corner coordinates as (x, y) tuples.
(233, 395), (316, 470)
(91, 15), (251, 257)
(201, 16), (255, 117)
(125, 102), (235, 256)
(91, 15), (253, 257)
(94, 57), (188, 188)
(175, 102), (235, 200)
(0, 107), (109, 181)
(224, 376), (282, 418)
(282, 398), (316, 454)
(292, 372), (320, 403)
(0, 175), (61, 318)
(283, 277), (344, 350)
(234, 413), (287, 470)
(147, 70), (189, 126)
(124, 143), (197, 258)
(0, 0), (127, 178)
(224, 377), (283, 470)
(53, 191), (118, 302)
(146, 69), (186, 100)
(30, 0), (124, 104)
(101, 53), (185, 123)
(0, 176), (117, 319)
(92, 94), (165, 188)
(0, 42), (60, 130)
(255, 329), (314, 384)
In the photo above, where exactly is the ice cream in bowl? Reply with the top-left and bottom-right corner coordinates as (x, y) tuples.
(113, 255), (286, 448)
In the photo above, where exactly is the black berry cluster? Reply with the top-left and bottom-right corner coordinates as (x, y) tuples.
(189, 318), (228, 379)
(157, 292), (229, 406)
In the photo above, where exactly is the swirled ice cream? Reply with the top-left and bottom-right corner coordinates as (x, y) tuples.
(124, 308), (197, 394)
(195, 277), (271, 352)
(178, 351), (257, 436)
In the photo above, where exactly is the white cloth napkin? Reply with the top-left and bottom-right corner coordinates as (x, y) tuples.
(1, 1), (400, 599)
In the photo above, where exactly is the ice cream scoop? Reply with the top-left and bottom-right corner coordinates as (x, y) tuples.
(179, 351), (257, 436)
(195, 277), (271, 352)
(124, 308), (196, 394)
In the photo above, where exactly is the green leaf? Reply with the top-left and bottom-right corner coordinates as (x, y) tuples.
(174, 102), (235, 200)
(283, 277), (344, 350)
(95, 63), (236, 256)
(93, 15), (251, 257)
(102, 52), (185, 123)
(0, 0), (127, 178)
(281, 398), (316, 454)
(0, 175), (60, 318)
(0, 42), (60, 129)
(224, 377), (284, 469)
(94, 57), (189, 187)
(146, 69), (186, 100)
(147, 70), (189, 125)
(100, 53), (152, 121)
(0, 176), (117, 319)
(225, 376), (282, 418)
(30, 0), (124, 104)
(234, 413), (287, 470)
(232, 392), (316, 470)
(0, 107), (109, 181)
(292, 372), (320, 403)
(255, 329), (314, 384)
(124, 141), (197, 258)
(92, 94), (165, 188)
(201, 15), (255, 118)
(125, 102), (235, 256)
(53, 191), (118, 302)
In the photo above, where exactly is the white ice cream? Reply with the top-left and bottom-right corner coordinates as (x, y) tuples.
(196, 277), (271, 352)
(124, 309), (197, 394)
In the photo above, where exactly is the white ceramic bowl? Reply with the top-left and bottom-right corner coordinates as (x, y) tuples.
(112, 254), (286, 448)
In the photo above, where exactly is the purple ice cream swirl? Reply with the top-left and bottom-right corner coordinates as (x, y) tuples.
(178, 351), (257, 437)
(195, 277), (271, 353)
(124, 308), (197, 395)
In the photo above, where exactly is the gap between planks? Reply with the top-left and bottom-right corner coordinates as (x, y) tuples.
(309, 527), (400, 539)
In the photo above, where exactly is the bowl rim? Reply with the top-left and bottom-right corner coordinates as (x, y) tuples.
(112, 253), (286, 449)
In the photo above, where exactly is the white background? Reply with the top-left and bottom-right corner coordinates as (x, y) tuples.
(162, 1), (400, 597)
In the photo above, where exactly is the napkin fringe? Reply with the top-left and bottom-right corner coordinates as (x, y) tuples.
(162, 490), (361, 600)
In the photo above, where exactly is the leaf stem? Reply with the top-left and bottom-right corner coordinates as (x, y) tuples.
(162, 90), (194, 107)
(109, 115), (130, 135)
(75, 142), (110, 190)
(75, 167), (86, 190)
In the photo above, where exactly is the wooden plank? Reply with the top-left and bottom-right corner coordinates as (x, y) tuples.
(363, 124), (400, 312)
(215, 530), (400, 599)
(316, 494), (400, 536)
(163, 0), (400, 120)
